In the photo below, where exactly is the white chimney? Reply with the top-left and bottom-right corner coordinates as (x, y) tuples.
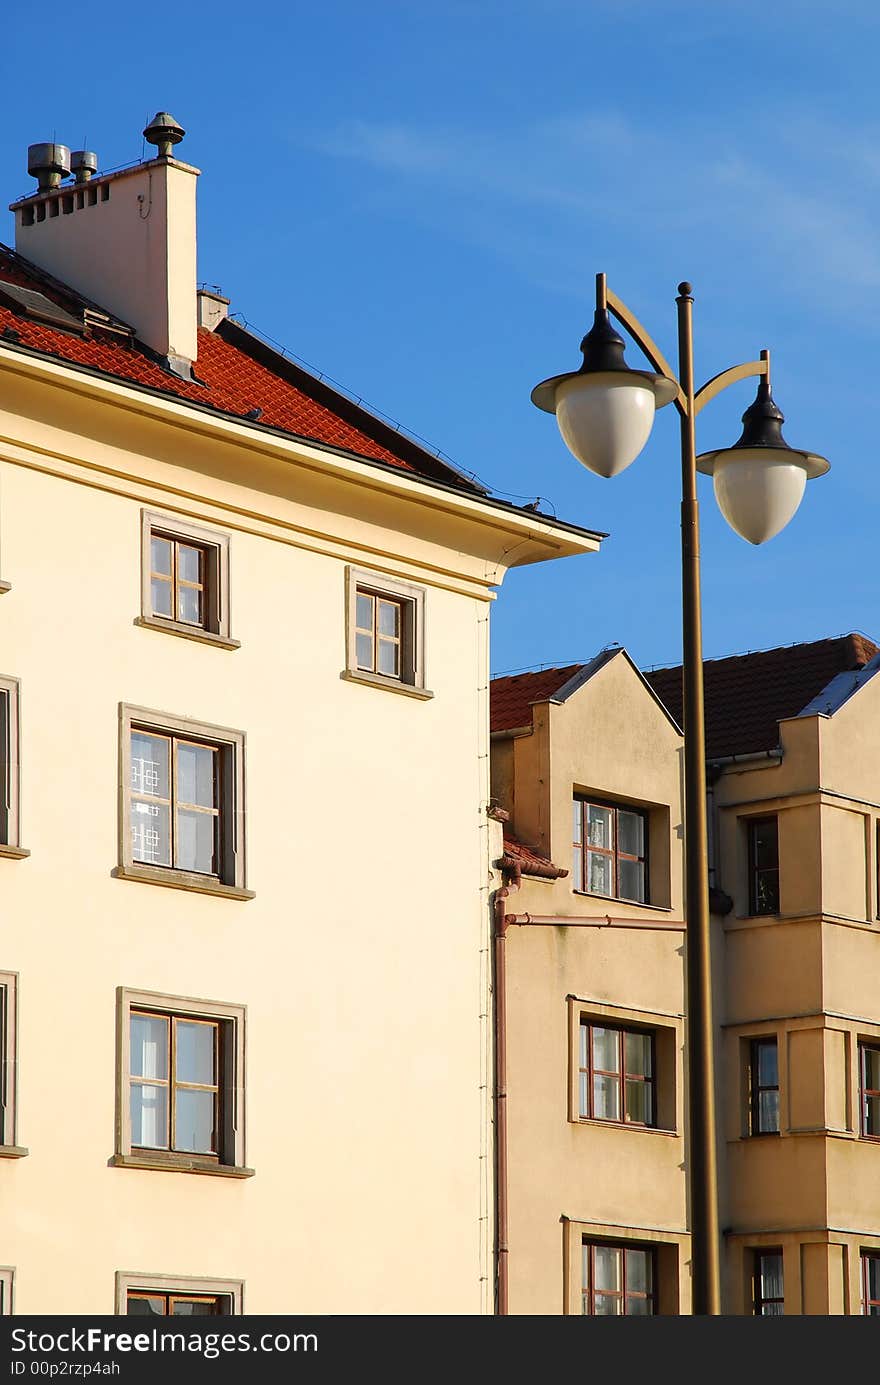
(197, 287), (230, 331)
(10, 113), (199, 374)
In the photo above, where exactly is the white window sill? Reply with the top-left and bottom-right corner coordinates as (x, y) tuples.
(113, 864), (254, 900)
(110, 1154), (254, 1178)
(340, 669), (434, 700)
(0, 580), (11, 595)
(134, 616), (240, 650)
(574, 1117), (678, 1138)
(0, 1145), (28, 1158)
(572, 890), (671, 913)
(0, 844), (30, 860)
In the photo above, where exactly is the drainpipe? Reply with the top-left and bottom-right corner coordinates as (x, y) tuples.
(493, 887), (510, 1316)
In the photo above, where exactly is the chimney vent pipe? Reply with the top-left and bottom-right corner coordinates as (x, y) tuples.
(71, 151), (98, 184)
(27, 143), (71, 192)
(143, 112), (185, 158)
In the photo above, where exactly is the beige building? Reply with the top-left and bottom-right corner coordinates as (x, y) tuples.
(0, 117), (602, 1315)
(493, 632), (880, 1315)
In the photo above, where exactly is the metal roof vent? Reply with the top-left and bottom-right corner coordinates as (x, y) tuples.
(70, 150), (98, 183)
(143, 112), (185, 157)
(27, 143), (71, 192)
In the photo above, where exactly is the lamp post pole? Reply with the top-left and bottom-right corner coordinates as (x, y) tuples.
(531, 273), (828, 1316)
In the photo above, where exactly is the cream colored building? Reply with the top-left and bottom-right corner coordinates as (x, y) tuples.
(0, 117), (602, 1315)
(491, 633), (880, 1316)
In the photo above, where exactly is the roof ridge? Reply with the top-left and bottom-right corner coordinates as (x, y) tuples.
(644, 630), (879, 676)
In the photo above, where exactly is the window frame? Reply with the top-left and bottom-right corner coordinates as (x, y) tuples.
(572, 797), (649, 904)
(749, 1036), (780, 1136)
(859, 1041), (880, 1140)
(343, 567), (431, 699)
(581, 1240), (657, 1316)
(578, 1020), (656, 1128)
(753, 1248), (784, 1315)
(114, 987), (251, 1177)
(747, 815), (780, 917)
(117, 704), (252, 900)
(138, 511), (238, 650)
(862, 1251), (880, 1316)
(0, 1267), (13, 1316)
(0, 972), (26, 1156)
(0, 676), (28, 859)
(115, 1272), (243, 1316)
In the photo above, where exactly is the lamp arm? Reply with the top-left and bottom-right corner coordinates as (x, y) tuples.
(693, 356), (769, 417)
(605, 285), (688, 417)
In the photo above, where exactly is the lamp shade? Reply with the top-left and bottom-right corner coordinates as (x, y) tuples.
(531, 306), (677, 478)
(696, 377), (829, 545)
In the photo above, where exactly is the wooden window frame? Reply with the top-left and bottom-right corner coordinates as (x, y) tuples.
(0, 972), (25, 1156)
(114, 987), (251, 1177)
(753, 1248), (784, 1315)
(0, 677), (28, 859)
(117, 705), (252, 900)
(343, 567), (431, 699)
(0, 1267), (13, 1316)
(129, 1011), (221, 1163)
(572, 798), (649, 904)
(115, 1272), (243, 1316)
(747, 815), (779, 917)
(581, 1240), (657, 1316)
(859, 1041), (880, 1140)
(138, 511), (238, 650)
(578, 1020), (656, 1128)
(862, 1251), (880, 1316)
(749, 1036), (780, 1136)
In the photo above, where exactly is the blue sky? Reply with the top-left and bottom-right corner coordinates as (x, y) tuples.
(3, 1), (878, 675)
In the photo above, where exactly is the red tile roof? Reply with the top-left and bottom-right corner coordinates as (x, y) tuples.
(0, 244), (479, 491)
(490, 664), (583, 732)
(499, 831), (568, 880)
(644, 633), (880, 760)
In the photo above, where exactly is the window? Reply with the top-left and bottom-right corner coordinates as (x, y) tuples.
(114, 988), (250, 1176)
(860, 1043), (880, 1138)
(0, 972), (23, 1155)
(749, 1037), (780, 1135)
(0, 1268), (12, 1315)
(0, 677), (26, 857)
(116, 1273), (242, 1316)
(578, 1021), (654, 1126)
(753, 1249), (784, 1315)
(139, 512), (236, 648)
(862, 1253), (880, 1316)
(572, 799), (647, 903)
(748, 816), (779, 915)
(582, 1242), (655, 1315)
(344, 567), (429, 696)
(118, 705), (251, 899)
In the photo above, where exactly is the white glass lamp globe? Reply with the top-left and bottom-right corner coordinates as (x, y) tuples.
(696, 378), (829, 546)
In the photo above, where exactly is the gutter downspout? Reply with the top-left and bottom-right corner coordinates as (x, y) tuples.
(493, 887), (510, 1316)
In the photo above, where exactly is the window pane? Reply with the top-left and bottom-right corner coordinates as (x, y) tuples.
(579, 1023), (588, 1069)
(151, 576), (173, 618)
(760, 1301), (784, 1316)
(618, 810), (644, 857)
(177, 544), (202, 585)
(176, 809), (217, 876)
(178, 585), (203, 626)
(579, 1072), (588, 1119)
(175, 1088), (215, 1154)
(355, 592), (373, 631)
(587, 806), (613, 850)
(758, 1090), (780, 1133)
(377, 638), (400, 677)
(759, 1252), (783, 1301)
(592, 1027), (619, 1072)
(619, 858), (646, 902)
(626, 1249), (652, 1294)
(627, 1295), (653, 1315)
(131, 801), (171, 866)
(131, 732), (169, 799)
(127, 1296), (165, 1316)
(587, 851), (613, 896)
(593, 1074), (621, 1121)
(355, 632), (373, 670)
(593, 1294), (623, 1315)
(151, 537), (172, 576)
(754, 869), (779, 914)
(171, 1298), (220, 1316)
(572, 845), (582, 890)
(593, 1246), (621, 1292)
(864, 1047), (880, 1091)
(572, 801), (582, 845)
(757, 1040), (778, 1087)
(177, 743), (215, 809)
(867, 1256), (880, 1300)
(752, 819), (778, 869)
(130, 1014), (168, 1079)
(377, 599), (399, 637)
(625, 1031), (652, 1078)
(176, 1021), (215, 1086)
(625, 1079), (652, 1125)
(131, 1082), (168, 1149)
(865, 1094), (880, 1137)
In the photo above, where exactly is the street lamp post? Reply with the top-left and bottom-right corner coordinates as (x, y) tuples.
(531, 275), (829, 1315)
